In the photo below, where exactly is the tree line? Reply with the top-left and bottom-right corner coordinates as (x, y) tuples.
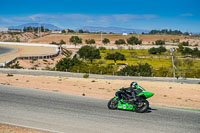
(23, 26), (49, 32)
(56, 45), (152, 76)
(149, 29), (190, 35)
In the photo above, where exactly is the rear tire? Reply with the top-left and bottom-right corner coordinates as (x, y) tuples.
(135, 99), (149, 113)
(107, 98), (118, 110)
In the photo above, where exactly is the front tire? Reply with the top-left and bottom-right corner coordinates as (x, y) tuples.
(107, 98), (118, 110)
(135, 99), (149, 113)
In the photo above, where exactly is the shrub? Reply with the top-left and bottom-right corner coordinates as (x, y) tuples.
(148, 46), (167, 54)
(99, 46), (106, 51)
(155, 40), (165, 45)
(60, 39), (66, 44)
(115, 39), (126, 45)
(102, 38), (110, 44)
(56, 58), (83, 71)
(7, 73), (14, 77)
(127, 36), (142, 45)
(83, 74), (89, 78)
(85, 39), (95, 44)
(180, 41), (189, 46)
(117, 63), (152, 76)
(50, 41), (58, 45)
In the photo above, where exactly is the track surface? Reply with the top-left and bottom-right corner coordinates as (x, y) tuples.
(0, 46), (16, 55)
(0, 84), (199, 133)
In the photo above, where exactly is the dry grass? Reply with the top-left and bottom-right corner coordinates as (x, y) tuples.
(29, 34), (191, 45)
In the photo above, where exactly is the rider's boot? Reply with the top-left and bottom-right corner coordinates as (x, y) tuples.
(119, 99), (124, 103)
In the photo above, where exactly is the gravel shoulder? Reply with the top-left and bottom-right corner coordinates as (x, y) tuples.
(0, 123), (47, 133)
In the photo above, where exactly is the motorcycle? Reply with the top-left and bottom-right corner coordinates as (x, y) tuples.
(107, 87), (154, 113)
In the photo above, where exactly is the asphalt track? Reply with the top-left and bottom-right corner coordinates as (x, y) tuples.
(0, 46), (16, 55)
(0, 84), (199, 133)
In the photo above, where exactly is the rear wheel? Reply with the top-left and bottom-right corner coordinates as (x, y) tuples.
(135, 99), (149, 113)
(107, 98), (118, 110)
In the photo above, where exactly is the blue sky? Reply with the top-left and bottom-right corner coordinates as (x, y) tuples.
(0, 0), (200, 32)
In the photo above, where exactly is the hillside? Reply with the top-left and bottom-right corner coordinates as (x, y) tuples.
(0, 32), (38, 42)
(9, 23), (62, 30)
(28, 33), (200, 46)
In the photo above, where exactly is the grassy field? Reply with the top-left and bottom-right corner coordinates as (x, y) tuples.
(92, 49), (200, 74)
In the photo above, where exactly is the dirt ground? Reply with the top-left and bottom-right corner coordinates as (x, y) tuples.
(0, 123), (47, 133)
(1, 73), (200, 109)
(28, 34), (200, 46)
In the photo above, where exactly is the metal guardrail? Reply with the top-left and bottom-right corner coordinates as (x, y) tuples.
(0, 51), (60, 67)
(0, 42), (60, 67)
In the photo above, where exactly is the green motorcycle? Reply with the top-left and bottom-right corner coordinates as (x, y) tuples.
(107, 87), (154, 113)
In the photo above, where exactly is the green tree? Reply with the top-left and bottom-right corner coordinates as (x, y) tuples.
(78, 29), (84, 33)
(77, 45), (101, 63)
(117, 63), (152, 76)
(85, 39), (96, 44)
(68, 29), (75, 33)
(99, 46), (106, 51)
(127, 36), (142, 45)
(56, 58), (83, 71)
(105, 52), (126, 64)
(50, 41), (58, 45)
(148, 46), (167, 54)
(115, 39), (126, 45)
(69, 36), (82, 46)
(177, 44), (184, 52)
(155, 40), (165, 45)
(61, 30), (66, 33)
(60, 39), (66, 44)
(102, 38), (110, 44)
(16, 37), (20, 42)
(180, 41), (189, 46)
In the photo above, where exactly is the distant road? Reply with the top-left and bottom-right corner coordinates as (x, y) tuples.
(0, 68), (199, 84)
(0, 85), (199, 133)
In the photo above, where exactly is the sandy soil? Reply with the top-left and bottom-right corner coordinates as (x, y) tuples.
(0, 44), (57, 63)
(28, 34), (200, 46)
(0, 32), (37, 42)
(0, 123), (47, 133)
(1, 73), (200, 109)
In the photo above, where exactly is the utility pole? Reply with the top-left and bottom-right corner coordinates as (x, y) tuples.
(170, 48), (175, 80)
(101, 32), (103, 44)
(38, 17), (41, 37)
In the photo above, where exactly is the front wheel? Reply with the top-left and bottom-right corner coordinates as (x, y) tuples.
(135, 99), (149, 113)
(107, 98), (118, 110)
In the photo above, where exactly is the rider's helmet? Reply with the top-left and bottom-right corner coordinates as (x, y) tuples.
(130, 82), (138, 89)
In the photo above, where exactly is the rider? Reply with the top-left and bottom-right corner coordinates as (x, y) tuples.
(116, 82), (139, 104)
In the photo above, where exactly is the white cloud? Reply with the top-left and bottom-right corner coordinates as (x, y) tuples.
(0, 13), (158, 28)
(180, 13), (194, 17)
(113, 14), (158, 22)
